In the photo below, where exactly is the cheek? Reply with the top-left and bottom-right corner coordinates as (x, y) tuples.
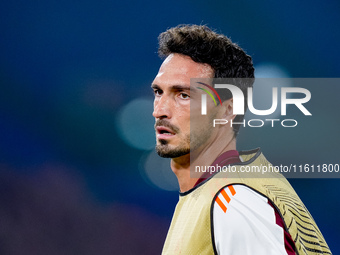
(174, 107), (190, 129)
(175, 101), (190, 117)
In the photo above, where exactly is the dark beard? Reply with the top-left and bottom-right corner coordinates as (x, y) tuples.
(156, 140), (190, 158)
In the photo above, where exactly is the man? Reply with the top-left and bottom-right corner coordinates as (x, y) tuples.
(151, 25), (331, 254)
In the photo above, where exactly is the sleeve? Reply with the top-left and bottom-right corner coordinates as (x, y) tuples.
(212, 185), (289, 255)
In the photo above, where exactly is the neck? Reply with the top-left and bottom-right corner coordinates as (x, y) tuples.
(171, 131), (236, 193)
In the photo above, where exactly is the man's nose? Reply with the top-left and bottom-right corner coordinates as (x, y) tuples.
(153, 95), (172, 119)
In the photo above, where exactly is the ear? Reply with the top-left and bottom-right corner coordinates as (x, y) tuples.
(222, 98), (236, 121)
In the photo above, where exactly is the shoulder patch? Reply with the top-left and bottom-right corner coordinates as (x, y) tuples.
(215, 185), (236, 213)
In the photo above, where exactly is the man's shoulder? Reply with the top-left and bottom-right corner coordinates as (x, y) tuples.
(213, 184), (268, 214)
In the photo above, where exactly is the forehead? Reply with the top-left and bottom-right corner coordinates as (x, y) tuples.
(153, 53), (214, 86)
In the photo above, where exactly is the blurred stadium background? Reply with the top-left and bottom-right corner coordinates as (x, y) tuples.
(0, 0), (339, 254)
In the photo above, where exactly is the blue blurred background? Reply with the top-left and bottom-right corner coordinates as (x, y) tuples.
(0, 0), (339, 254)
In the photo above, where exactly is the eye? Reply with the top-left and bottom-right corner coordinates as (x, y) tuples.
(153, 89), (163, 97)
(179, 93), (190, 99)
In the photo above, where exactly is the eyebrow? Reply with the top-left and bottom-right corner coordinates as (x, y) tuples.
(151, 84), (160, 90)
(151, 84), (197, 92)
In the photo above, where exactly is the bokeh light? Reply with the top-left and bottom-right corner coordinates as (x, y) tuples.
(245, 62), (293, 122)
(116, 98), (155, 150)
(255, 62), (290, 78)
(142, 150), (179, 191)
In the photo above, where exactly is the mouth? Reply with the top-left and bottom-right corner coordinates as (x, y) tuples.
(156, 126), (176, 139)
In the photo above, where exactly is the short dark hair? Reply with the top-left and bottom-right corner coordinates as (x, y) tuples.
(158, 24), (255, 135)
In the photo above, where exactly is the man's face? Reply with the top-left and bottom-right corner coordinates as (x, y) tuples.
(151, 53), (215, 158)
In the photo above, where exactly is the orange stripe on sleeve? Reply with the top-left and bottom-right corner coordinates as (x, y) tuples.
(228, 185), (236, 196)
(220, 189), (231, 203)
(215, 196), (227, 213)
